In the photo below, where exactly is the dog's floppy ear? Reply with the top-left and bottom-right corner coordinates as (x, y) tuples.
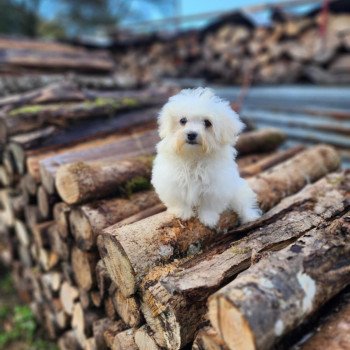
(157, 107), (170, 139)
(221, 109), (245, 145)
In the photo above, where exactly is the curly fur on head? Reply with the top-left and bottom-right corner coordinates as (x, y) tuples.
(152, 87), (260, 228)
(157, 87), (245, 155)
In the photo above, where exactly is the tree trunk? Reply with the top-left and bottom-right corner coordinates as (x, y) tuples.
(300, 297), (350, 350)
(55, 155), (155, 204)
(110, 286), (142, 328)
(53, 202), (71, 239)
(92, 318), (116, 350)
(236, 128), (285, 155)
(193, 327), (228, 350)
(42, 128), (157, 194)
(239, 145), (304, 177)
(135, 325), (161, 350)
(103, 320), (128, 348)
(99, 145), (340, 298)
(141, 171), (349, 349)
(71, 247), (99, 291)
(208, 211), (350, 350)
(69, 190), (159, 251)
(10, 108), (157, 176)
(112, 329), (138, 350)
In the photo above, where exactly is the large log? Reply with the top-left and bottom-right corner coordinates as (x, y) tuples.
(110, 286), (142, 328)
(2, 95), (155, 147)
(235, 128), (285, 155)
(10, 108), (157, 175)
(56, 128), (284, 204)
(56, 155), (155, 205)
(135, 325), (161, 350)
(0, 81), (85, 111)
(141, 171), (350, 349)
(0, 47), (115, 73)
(99, 145), (340, 297)
(300, 293), (350, 350)
(112, 329), (138, 350)
(41, 128), (158, 193)
(239, 145), (304, 177)
(192, 327), (228, 350)
(70, 190), (159, 251)
(208, 211), (350, 350)
(71, 247), (99, 291)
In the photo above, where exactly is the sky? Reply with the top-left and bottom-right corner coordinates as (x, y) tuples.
(38, 0), (316, 33)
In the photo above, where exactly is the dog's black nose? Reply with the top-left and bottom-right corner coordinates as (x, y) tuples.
(187, 132), (197, 141)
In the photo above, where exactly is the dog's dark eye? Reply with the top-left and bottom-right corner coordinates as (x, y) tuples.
(204, 119), (212, 128)
(180, 117), (187, 125)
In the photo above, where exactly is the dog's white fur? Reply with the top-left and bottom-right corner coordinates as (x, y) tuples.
(151, 87), (261, 227)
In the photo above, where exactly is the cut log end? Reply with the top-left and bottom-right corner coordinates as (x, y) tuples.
(100, 235), (136, 297)
(70, 209), (93, 250)
(56, 164), (83, 204)
(209, 297), (255, 350)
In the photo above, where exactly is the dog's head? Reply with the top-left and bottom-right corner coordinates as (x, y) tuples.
(158, 87), (244, 155)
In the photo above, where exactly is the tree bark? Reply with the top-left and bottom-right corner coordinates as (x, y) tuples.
(103, 320), (127, 349)
(71, 247), (99, 291)
(236, 128), (285, 155)
(92, 318), (116, 350)
(299, 297), (350, 350)
(140, 171), (350, 349)
(99, 145), (340, 298)
(193, 327), (228, 350)
(37, 185), (58, 219)
(54, 152), (155, 202)
(10, 108), (157, 177)
(70, 190), (159, 250)
(53, 202), (71, 239)
(239, 145), (304, 177)
(42, 128), (157, 194)
(110, 286), (142, 328)
(208, 211), (350, 350)
(135, 325), (161, 350)
(112, 329), (138, 350)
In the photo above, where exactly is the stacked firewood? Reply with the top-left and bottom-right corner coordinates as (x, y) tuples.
(5, 79), (347, 349)
(0, 37), (115, 75)
(114, 2), (350, 85)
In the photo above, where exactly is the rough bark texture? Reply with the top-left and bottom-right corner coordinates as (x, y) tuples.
(69, 190), (159, 251)
(141, 171), (350, 349)
(239, 145), (304, 177)
(99, 145), (340, 298)
(208, 213), (350, 350)
(236, 128), (285, 155)
(71, 247), (99, 291)
(26, 124), (156, 184)
(192, 327), (228, 350)
(112, 329), (138, 350)
(135, 325), (161, 350)
(300, 296), (350, 350)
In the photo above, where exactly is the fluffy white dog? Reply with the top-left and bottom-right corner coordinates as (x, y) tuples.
(151, 87), (261, 228)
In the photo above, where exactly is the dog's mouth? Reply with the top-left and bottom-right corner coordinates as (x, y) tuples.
(186, 140), (199, 145)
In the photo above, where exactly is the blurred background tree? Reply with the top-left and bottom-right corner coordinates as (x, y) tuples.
(0, 0), (41, 37)
(0, 0), (172, 39)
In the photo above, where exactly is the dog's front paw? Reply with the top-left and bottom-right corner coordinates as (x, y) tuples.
(240, 208), (262, 224)
(169, 206), (194, 221)
(198, 210), (220, 228)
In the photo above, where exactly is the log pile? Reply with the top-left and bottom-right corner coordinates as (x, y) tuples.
(1, 1), (350, 88)
(113, 1), (350, 85)
(6, 77), (345, 349)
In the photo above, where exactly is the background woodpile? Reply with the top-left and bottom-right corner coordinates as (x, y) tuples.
(0, 76), (349, 350)
(0, 1), (350, 88)
(113, 1), (350, 86)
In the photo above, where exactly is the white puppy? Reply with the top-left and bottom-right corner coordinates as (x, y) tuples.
(151, 87), (261, 228)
